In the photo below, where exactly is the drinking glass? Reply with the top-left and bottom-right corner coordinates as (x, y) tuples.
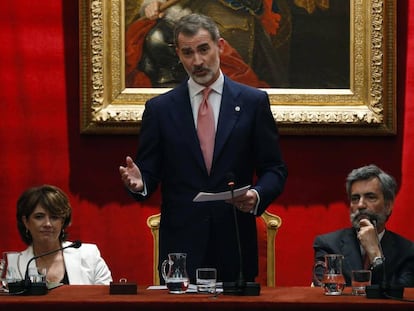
(0, 258), (5, 293)
(196, 268), (217, 294)
(1, 251), (21, 292)
(28, 266), (47, 283)
(351, 270), (371, 296)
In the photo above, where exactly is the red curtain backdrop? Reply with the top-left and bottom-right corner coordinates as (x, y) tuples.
(0, 0), (412, 286)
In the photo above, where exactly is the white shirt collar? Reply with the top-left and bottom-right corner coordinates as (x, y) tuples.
(188, 71), (224, 98)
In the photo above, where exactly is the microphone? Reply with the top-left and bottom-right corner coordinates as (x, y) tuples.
(365, 221), (403, 299)
(222, 173), (260, 296)
(8, 240), (82, 295)
(227, 173), (244, 287)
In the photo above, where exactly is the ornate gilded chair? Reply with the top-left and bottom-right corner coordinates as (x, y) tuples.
(146, 210), (282, 287)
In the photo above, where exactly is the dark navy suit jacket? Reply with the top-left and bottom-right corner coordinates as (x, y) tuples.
(313, 228), (414, 287)
(131, 76), (288, 283)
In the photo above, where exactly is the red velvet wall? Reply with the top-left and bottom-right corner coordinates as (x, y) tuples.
(0, 0), (413, 286)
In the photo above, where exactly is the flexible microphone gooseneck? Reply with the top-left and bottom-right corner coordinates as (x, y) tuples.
(365, 220), (403, 299)
(9, 240), (82, 295)
(222, 173), (260, 296)
(228, 173), (245, 288)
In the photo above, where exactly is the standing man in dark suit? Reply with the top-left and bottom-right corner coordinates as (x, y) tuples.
(119, 13), (287, 284)
(313, 164), (414, 287)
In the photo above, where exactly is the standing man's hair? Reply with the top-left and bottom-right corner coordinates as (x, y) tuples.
(174, 13), (221, 47)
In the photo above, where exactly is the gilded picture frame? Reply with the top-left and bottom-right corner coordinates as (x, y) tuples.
(79, 0), (396, 135)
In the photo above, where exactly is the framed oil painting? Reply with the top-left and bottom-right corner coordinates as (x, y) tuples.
(79, 0), (396, 135)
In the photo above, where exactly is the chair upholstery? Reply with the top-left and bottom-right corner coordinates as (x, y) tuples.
(146, 210), (282, 287)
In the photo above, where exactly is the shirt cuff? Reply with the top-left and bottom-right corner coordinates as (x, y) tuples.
(250, 188), (260, 215)
(129, 180), (147, 196)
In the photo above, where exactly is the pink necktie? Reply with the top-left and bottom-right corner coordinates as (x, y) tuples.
(197, 87), (215, 174)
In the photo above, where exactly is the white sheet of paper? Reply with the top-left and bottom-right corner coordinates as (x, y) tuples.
(193, 185), (250, 202)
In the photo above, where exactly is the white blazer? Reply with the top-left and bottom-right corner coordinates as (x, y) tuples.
(7, 241), (112, 285)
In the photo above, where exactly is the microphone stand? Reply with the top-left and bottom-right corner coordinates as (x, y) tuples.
(8, 240), (82, 295)
(222, 178), (260, 296)
(365, 221), (403, 299)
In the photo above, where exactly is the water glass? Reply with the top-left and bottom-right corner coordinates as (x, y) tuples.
(0, 259), (5, 293)
(196, 268), (216, 294)
(351, 270), (371, 296)
(1, 251), (21, 291)
(28, 267), (47, 283)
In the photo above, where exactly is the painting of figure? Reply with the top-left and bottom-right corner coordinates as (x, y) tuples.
(125, 0), (349, 89)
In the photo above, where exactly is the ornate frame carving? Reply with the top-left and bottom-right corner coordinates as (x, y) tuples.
(79, 0), (396, 135)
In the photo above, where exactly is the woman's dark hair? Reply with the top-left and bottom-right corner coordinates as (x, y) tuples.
(16, 184), (72, 245)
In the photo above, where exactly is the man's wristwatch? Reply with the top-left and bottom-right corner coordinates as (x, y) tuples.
(371, 256), (385, 269)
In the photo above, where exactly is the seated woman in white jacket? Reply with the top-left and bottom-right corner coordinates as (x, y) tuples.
(9, 184), (112, 285)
